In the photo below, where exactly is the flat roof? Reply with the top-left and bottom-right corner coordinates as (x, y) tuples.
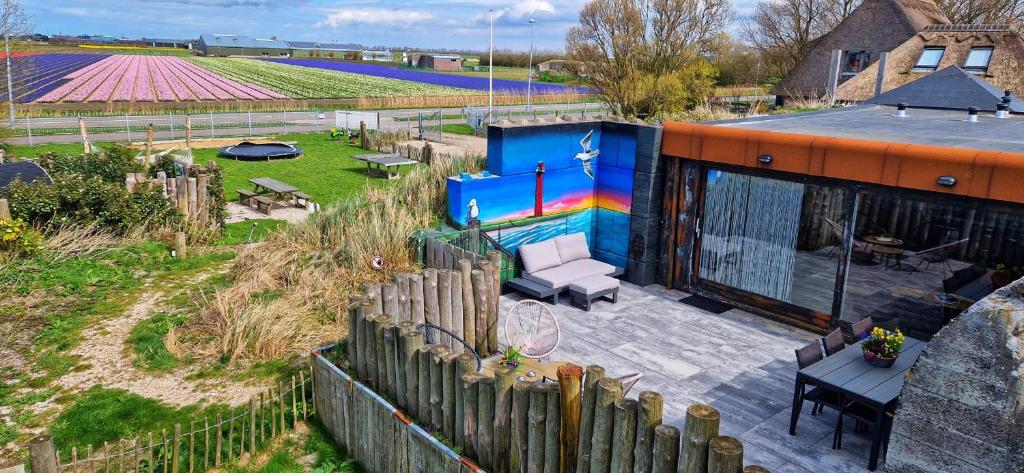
(716, 105), (1024, 154)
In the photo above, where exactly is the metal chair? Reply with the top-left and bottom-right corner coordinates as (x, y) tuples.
(504, 299), (561, 360)
(822, 328), (846, 357)
(618, 373), (643, 396)
(824, 218), (870, 259)
(416, 323), (482, 372)
(905, 238), (968, 276)
(795, 341), (840, 417)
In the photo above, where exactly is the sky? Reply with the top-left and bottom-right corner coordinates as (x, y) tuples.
(29, 0), (758, 51)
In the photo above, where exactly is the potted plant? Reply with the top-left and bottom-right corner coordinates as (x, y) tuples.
(862, 327), (905, 368)
(499, 345), (524, 371)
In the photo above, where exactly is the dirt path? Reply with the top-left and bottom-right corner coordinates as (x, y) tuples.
(57, 290), (264, 408)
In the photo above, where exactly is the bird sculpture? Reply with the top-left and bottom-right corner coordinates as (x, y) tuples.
(467, 198), (480, 225)
(574, 129), (600, 180)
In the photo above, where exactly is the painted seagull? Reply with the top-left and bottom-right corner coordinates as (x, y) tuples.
(467, 198), (480, 224)
(574, 129), (600, 180)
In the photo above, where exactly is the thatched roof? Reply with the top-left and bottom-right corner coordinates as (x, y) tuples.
(774, 0), (950, 98)
(837, 25), (1024, 102)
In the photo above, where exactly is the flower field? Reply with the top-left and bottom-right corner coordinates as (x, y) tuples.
(187, 57), (481, 99)
(35, 55), (287, 103)
(269, 58), (590, 95)
(1, 53), (108, 102)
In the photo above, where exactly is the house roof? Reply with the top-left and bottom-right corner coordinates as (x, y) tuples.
(774, 0), (950, 98)
(837, 24), (1024, 102)
(285, 41), (362, 51)
(0, 161), (52, 190)
(865, 66), (1024, 112)
(199, 34), (289, 50)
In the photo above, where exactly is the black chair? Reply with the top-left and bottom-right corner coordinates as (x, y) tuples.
(415, 323), (483, 372)
(795, 341), (841, 417)
(822, 328), (846, 357)
(833, 398), (896, 453)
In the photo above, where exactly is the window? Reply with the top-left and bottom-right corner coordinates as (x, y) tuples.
(843, 51), (871, 75)
(964, 47), (994, 73)
(914, 47), (945, 71)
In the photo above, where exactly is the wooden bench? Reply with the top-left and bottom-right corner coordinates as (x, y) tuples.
(237, 189), (257, 207)
(292, 191), (312, 209)
(252, 196), (274, 215)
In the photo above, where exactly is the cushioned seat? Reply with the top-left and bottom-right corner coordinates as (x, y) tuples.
(568, 275), (620, 295)
(525, 258), (616, 288)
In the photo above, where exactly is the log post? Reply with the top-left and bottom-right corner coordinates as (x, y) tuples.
(609, 399), (638, 473)
(347, 297), (364, 377)
(357, 302), (373, 379)
(174, 231), (187, 259)
(742, 467), (769, 473)
(429, 345), (450, 430)
(634, 391), (664, 473)
(374, 315), (391, 392)
(576, 365), (606, 473)
(424, 268), (440, 326)
(454, 353), (476, 445)
(589, 377), (623, 473)
(528, 382), (548, 473)
(471, 269), (490, 356)
(172, 424), (182, 473)
(186, 176), (197, 216)
(442, 353), (458, 441)
(383, 321), (400, 401)
(438, 269), (453, 336)
(146, 124), (154, 166)
(0, 198), (10, 220)
(484, 254), (501, 353)
(418, 345), (433, 424)
(706, 437), (742, 473)
(394, 321), (414, 408)
(451, 269), (464, 353)
(184, 115), (193, 157)
(410, 273), (425, 324)
(651, 425), (680, 473)
(28, 436), (58, 473)
(359, 120), (367, 149)
(558, 363), (583, 473)
(365, 282), (384, 315)
(382, 283), (400, 319)
(395, 273), (411, 320)
(400, 327), (424, 416)
(462, 373), (483, 458)
(494, 366), (517, 472)
(511, 380), (531, 473)
(680, 405), (720, 473)
(196, 174), (209, 226)
(79, 117), (92, 154)
(479, 376), (497, 470)
(458, 259), (476, 350)
(544, 382), (562, 473)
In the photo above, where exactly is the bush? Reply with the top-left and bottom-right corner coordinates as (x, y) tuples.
(37, 145), (142, 183)
(0, 219), (43, 256)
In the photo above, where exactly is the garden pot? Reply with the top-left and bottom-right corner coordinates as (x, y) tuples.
(862, 348), (896, 368)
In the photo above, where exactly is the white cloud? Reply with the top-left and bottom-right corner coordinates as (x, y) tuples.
(314, 8), (435, 28)
(494, 0), (556, 20)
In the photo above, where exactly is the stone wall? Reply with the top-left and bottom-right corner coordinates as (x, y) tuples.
(886, 277), (1024, 472)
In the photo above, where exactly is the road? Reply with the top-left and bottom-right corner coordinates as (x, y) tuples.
(9, 102), (609, 145)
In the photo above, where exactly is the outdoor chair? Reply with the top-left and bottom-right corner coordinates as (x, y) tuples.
(824, 218), (870, 259)
(822, 328), (846, 357)
(905, 238), (968, 276)
(504, 299), (561, 360)
(795, 341), (841, 417)
(618, 373), (643, 396)
(850, 316), (873, 342)
(833, 397), (896, 452)
(416, 323), (483, 372)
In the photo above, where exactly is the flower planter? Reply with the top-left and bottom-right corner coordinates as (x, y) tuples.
(862, 347), (897, 368)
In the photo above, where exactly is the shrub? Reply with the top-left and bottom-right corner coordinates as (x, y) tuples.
(0, 219), (43, 256)
(37, 145), (143, 183)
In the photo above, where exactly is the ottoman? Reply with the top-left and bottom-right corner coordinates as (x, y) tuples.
(568, 275), (620, 311)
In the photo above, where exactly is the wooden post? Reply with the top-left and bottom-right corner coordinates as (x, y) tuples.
(487, 250), (502, 314)
(393, 321), (413, 408)
(358, 302), (373, 380)
(418, 346), (433, 423)
(458, 259), (476, 350)
(188, 421), (196, 473)
(78, 117), (92, 154)
(347, 298), (362, 377)
(480, 257), (500, 354)
(260, 391), (267, 442)
(609, 399), (638, 473)
(185, 115), (193, 157)
(176, 176), (188, 214)
(590, 378), (623, 473)
(576, 365), (606, 473)
(479, 376), (497, 470)
(451, 269), (464, 353)
(494, 366), (516, 472)
(215, 413), (223, 466)
(365, 282), (383, 315)
(0, 198), (10, 220)
(394, 273), (411, 320)
(174, 231), (187, 259)
(441, 353), (458, 440)
(172, 424), (182, 473)
(438, 269), (453, 336)
(471, 268), (490, 356)
(409, 273), (425, 324)
(462, 373), (483, 459)
(429, 345), (450, 430)
(401, 329), (425, 418)
(742, 467), (769, 473)
(28, 436), (58, 473)
(359, 120), (367, 149)
(454, 353), (476, 445)
(528, 382), (548, 473)
(424, 268), (440, 326)
(278, 383), (286, 433)
(544, 382), (562, 473)
(634, 391), (664, 473)
(706, 437), (742, 473)
(383, 321), (400, 401)
(511, 380), (531, 473)
(651, 425), (680, 473)
(558, 363), (583, 473)
(680, 404), (720, 473)
(301, 368), (309, 419)
(249, 398), (256, 454)
(382, 283), (399, 319)
(146, 124), (154, 166)
(227, 412), (235, 463)
(375, 316), (390, 392)
(196, 174), (209, 226)
(187, 177), (198, 219)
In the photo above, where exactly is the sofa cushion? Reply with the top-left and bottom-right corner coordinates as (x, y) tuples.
(519, 239), (562, 274)
(554, 232), (591, 263)
(524, 258), (617, 288)
(568, 275), (620, 295)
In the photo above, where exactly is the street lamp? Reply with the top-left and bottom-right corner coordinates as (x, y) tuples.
(488, 9), (494, 122)
(526, 17), (535, 114)
(4, 33), (14, 127)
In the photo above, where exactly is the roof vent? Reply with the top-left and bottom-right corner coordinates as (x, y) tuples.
(965, 106), (980, 123)
(895, 103), (909, 118)
(996, 103), (1010, 119)
(1003, 90), (1014, 105)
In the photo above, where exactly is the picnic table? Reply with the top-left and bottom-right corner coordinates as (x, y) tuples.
(479, 357), (567, 383)
(250, 177), (297, 197)
(353, 153), (417, 180)
(242, 177), (311, 215)
(790, 336), (927, 470)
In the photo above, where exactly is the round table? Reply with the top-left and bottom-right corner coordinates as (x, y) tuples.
(864, 236), (905, 270)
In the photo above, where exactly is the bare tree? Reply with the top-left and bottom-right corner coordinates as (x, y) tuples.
(934, 0), (1024, 25)
(742, 0), (861, 77)
(1, 0), (33, 126)
(566, 0), (731, 118)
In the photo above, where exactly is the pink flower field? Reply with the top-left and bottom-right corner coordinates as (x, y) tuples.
(36, 55), (288, 103)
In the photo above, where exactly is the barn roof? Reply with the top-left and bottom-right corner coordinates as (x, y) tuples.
(0, 161), (52, 190)
(199, 34), (289, 50)
(285, 41), (362, 51)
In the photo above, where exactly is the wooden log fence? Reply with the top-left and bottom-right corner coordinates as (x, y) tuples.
(123, 161), (221, 228)
(31, 369), (315, 473)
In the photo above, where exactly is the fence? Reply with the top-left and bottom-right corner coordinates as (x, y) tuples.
(420, 230), (517, 284)
(331, 278), (773, 473)
(27, 368), (315, 473)
(124, 162), (224, 229)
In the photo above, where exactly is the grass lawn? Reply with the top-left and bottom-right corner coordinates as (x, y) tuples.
(423, 124), (477, 136)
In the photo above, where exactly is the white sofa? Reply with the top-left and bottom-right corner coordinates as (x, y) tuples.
(510, 232), (622, 304)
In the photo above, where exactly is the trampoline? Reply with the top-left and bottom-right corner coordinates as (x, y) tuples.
(219, 142), (302, 161)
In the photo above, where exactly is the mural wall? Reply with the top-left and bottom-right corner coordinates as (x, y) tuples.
(447, 120), (658, 270)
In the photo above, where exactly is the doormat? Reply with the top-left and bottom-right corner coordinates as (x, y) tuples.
(679, 295), (733, 314)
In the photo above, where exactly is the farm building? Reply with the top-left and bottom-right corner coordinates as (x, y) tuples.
(837, 24), (1024, 102)
(287, 41), (362, 59)
(361, 50), (393, 62)
(408, 53), (462, 71)
(774, 0), (949, 102)
(537, 59), (576, 72)
(197, 34), (290, 57)
(141, 38), (194, 49)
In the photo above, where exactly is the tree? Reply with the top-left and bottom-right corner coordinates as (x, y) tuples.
(565, 0), (730, 118)
(934, 0), (1024, 26)
(1, 0), (33, 126)
(742, 0), (861, 77)
(706, 32), (763, 86)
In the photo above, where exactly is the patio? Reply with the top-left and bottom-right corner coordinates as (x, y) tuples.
(499, 283), (882, 473)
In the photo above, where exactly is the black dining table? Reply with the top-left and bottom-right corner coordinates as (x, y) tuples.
(789, 336), (926, 471)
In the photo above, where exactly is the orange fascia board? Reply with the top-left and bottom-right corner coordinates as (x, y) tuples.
(660, 122), (1024, 205)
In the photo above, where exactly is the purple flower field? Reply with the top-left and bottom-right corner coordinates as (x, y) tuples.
(1, 54), (107, 103)
(267, 58), (591, 95)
